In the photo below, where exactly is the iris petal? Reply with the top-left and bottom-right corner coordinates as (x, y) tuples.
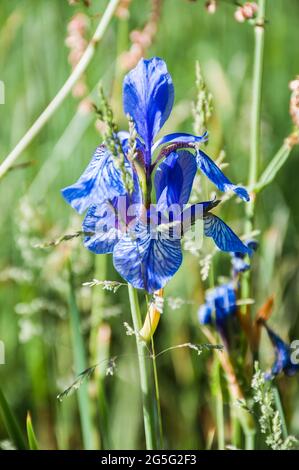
(180, 200), (220, 234)
(196, 149), (249, 202)
(123, 57), (174, 164)
(155, 150), (197, 210)
(82, 201), (119, 254)
(203, 214), (250, 253)
(113, 222), (182, 293)
(264, 325), (295, 377)
(198, 304), (213, 325)
(152, 131), (208, 154)
(61, 146), (130, 214)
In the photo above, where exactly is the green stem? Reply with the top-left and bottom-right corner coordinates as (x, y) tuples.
(215, 359), (225, 450)
(273, 385), (288, 440)
(247, 0), (266, 230)
(237, 407), (256, 450)
(241, 1), (267, 447)
(150, 336), (164, 449)
(128, 284), (155, 450)
(208, 259), (225, 449)
(231, 406), (241, 449)
(68, 264), (95, 450)
(242, 0), (266, 313)
(245, 431), (255, 450)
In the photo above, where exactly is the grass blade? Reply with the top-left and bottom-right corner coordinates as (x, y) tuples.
(26, 412), (39, 450)
(0, 388), (27, 450)
(256, 142), (292, 192)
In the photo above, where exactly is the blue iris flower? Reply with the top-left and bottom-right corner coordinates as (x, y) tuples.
(61, 57), (251, 293)
(262, 323), (299, 379)
(198, 283), (237, 347)
(230, 239), (258, 275)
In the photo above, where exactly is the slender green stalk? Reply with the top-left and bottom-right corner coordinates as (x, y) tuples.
(215, 360), (225, 450)
(245, 431), (256, 450)
(0, 0), (120, 179)
(128, 284), (155, 449)
(246, 0), (266, 229)
(235, 406), (256, 450)
(208, 263), (225, 449)
(249, 0), (267, 187)
(231, 406), (241, 449)
(273, 386), (288, 440)
(68, 264), (96, 450)
(150, 336), (164, 449)
(242, 0), (267, 313)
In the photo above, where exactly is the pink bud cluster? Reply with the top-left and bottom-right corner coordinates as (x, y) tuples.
(234, 2), (258, 23)
(65, 13), (90, 98)
(120, 0), (161, 71)
(289, 76), (299, 129)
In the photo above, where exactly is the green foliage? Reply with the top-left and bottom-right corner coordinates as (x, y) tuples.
(26, 412), (39, 450)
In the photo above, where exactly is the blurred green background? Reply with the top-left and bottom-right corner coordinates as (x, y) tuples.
(0, 0), (298, 450)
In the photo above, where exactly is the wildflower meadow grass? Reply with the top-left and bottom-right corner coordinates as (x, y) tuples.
(0, 0), (299, 454)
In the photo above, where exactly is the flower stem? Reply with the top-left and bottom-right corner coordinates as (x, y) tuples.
(0, 0), (120, 180)
(127, 284), (155, 449)
(242, 0), (266, 314)
(246, 0), (266, 229)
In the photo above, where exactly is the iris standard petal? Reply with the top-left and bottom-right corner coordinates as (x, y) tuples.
(82, 201), (120, 254)
(151, 131), (208, 154)
(203, 214), (250, 253)
(61, 145), (130, 214)
(113, 222), (182, 293)
(155, 150), (197, 210)
(196, 149), (250, 202)
(123, 57), (174, 163)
